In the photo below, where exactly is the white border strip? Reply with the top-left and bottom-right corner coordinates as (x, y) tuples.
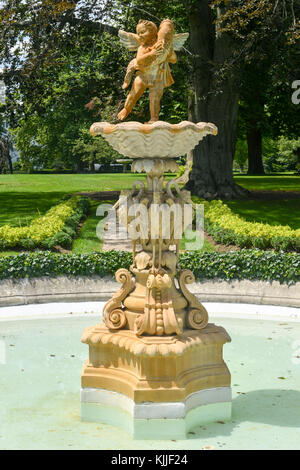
(207, 302), (300, 321)
(0, 301), (299, 322)
(80, 387), (232, 419)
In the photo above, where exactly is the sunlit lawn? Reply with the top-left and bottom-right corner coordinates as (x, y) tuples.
(234, 175), (300, 192)
(0, 173), (299, 254)
(0, 173), (298, 227)
(72, 200), (216, 253)
(72, 199), (108, 253)
(0, 174), (146, 226)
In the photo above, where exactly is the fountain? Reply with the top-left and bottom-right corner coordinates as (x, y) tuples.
(80, 18), (232, 439)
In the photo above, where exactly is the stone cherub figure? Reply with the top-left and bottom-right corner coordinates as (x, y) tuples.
(118, 19), (189, 123)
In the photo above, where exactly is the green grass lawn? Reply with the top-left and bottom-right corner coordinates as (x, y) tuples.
(72, 200), (216, 253)
(0, 173), (299, 254)
(72, 200), (109, 254)
(234, 175), (300, 192)
(181, 231), (215, 252)
(0, 173), (298, 226)
(0, 174), (147, 226)
(0, 173), (145, 193)
(226, 199), (300, 230)
(0, 192), (66, 227)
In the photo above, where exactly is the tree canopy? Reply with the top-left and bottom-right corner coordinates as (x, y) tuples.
(0, 1), (299, 189)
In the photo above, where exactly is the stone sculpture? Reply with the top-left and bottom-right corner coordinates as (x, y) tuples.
(117, 19), (188, 123)
(81, 19), (232, 440)
(89, 121), (217, 336)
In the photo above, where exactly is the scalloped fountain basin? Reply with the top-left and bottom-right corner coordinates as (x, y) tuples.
(90, 120), (218, 159)
(1, 302), (300, 450)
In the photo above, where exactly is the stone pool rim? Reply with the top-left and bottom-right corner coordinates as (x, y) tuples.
(0, 276), (299, 308)
(0, 301), (299, 323)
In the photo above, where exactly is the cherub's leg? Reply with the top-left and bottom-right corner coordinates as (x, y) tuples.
(118, 76), (147, 121)
(149, 83), (164, 123)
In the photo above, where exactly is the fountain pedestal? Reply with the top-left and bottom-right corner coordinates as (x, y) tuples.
(81, 324), (231, 439)
(81, 120), (232, 439)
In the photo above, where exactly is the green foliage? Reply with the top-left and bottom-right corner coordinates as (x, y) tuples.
(72, 127), (121, 170)
(0, 196), (90, 249)
(261, 137), (279, 173)
(0, 249), (299, 285)
(277, 136), (300, 171)
(211, 0), (299, 46)
(262, 136), (300, 173)
(202, 199), (300, 252)
(9, 30), (130, 171)
(233, 139), (248, 172)
(228, 1), (299, 175)
(1, 0), (298, 185)
(1, 0), (191, 169)
(179, 250), (300, 284)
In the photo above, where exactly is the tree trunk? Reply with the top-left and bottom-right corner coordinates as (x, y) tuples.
(89, 158), (95, 173)
(247, 125), (265, 175)
(0, 136), (12, 174)
(185, 1), (248, 199)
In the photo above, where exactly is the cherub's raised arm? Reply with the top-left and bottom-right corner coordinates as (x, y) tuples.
(136, 45), (161, 68)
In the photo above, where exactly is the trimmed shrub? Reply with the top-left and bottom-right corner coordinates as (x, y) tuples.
(200, 199), (300, 252)
(0, 250), (299, 284)
(0, 196), (90, 250)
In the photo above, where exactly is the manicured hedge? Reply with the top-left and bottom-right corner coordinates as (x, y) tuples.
(0, 196), (90, 250)
(200, 200), (300, 252)
(179, 250), (299, 284)
(0, 250), (299, 284)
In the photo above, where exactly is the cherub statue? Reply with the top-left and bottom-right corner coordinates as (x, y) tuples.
(118, 19), (189, 123)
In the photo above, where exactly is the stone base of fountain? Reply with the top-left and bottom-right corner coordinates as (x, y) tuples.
(81, 323), (231, 439)
(81, 119), (232, 438)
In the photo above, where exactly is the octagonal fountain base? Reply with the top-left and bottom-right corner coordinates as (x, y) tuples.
(80, 388), (231, 440)
(80, 323), (232, 439)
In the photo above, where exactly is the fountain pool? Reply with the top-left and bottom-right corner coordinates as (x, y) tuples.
(0, 302), (300, 450)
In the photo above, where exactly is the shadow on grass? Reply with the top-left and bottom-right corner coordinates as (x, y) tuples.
(188, 389), (300, 440)
(226, 199), (300, 230)
(0, 192), (67, 226)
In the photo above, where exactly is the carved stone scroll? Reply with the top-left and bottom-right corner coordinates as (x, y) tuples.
(178, 269), (208, 330)
(103, 268), (134, 330)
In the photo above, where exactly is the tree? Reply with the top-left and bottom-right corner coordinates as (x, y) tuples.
(0, 88), (12, 173)
(234, 0), (300, 175)
(0, 0), (190, 170)
(239, 63), (267, 176)
(233, 138), (248, 173)
(180, 1), (246, 198)
(72, 127), (121, 172)
(0, 134), (12, 173)
(184, 0), (299, 196)
(0, 2), (131, 171)
(277, 136), (300, 171)
(0, 1), (122, 145)
(1, 1), (298, 189)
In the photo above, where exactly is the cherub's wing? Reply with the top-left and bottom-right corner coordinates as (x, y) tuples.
(173, 33), (189, 51)
(118, 30), (141, 51)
